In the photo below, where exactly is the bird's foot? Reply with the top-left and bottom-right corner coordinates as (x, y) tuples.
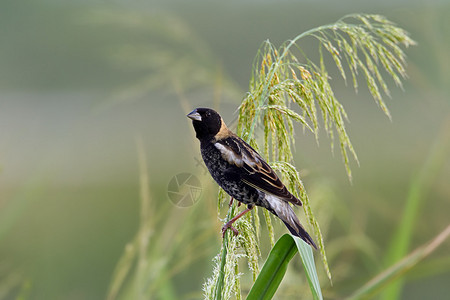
(221, 221), (239, 238)
(221, 207), (254, 238)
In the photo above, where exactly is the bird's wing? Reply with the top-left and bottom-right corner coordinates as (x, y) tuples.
(214, 136), (302, 206)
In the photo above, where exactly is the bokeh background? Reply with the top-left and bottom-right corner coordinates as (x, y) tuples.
(1, 0), (449, 299)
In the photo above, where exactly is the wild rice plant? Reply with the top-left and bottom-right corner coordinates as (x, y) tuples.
(203, 14), (416, 300)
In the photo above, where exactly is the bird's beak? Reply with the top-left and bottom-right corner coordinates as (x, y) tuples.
(187, 109), (202, 121)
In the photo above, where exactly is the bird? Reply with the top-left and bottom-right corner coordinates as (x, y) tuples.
(187, 107), (317, 249)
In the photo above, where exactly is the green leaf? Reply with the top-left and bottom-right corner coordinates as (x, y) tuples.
(247, 234), (322, 300)
(293, 236), (323, 300)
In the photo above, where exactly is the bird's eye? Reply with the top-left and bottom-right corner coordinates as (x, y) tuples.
(206, 111), (210, 117)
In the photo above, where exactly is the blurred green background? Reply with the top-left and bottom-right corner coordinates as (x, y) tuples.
(0, 0), (449, 299)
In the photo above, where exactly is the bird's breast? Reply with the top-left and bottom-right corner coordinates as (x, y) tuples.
(200, 142), (259, 206)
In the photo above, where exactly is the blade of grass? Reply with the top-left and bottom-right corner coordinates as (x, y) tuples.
(381, 117), (450, 300)
(107, 136), (160, 300)
(347, 224), (450, 300)
(293, 236), (323, 300)
(106, 240), (138, 300)
(247, 234), (322, 300)
(134, 136), (153, 300)
(247, 234), (297, 300)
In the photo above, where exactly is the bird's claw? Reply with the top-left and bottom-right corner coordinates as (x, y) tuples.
(222, 222), (239, 238)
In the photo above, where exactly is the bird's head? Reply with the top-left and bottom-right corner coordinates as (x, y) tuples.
(187, 108), (226, 140)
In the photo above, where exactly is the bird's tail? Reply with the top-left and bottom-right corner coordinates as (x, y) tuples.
(265, 194), (317, 249)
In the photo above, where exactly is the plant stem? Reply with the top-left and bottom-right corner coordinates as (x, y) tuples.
(380, 116), (450, 300)
(347, 225), (450, 300)
(214, 203), (236, 299)
(135, 136), (152, 300)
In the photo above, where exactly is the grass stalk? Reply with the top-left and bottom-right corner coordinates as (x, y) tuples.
(214, 204), (236, 299)
(347, 224), (450, 300)
(381, 117), (450, 300)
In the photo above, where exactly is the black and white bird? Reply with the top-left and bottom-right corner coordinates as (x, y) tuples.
(187, 107), (316, 249)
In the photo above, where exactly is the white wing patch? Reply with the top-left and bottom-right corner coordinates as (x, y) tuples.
(215, 141), (261, 168)
(214, 142), (243, 166)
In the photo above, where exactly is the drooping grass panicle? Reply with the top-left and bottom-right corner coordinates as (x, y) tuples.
(239, 13), (415, 180)
(234, 13), (414, 282)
